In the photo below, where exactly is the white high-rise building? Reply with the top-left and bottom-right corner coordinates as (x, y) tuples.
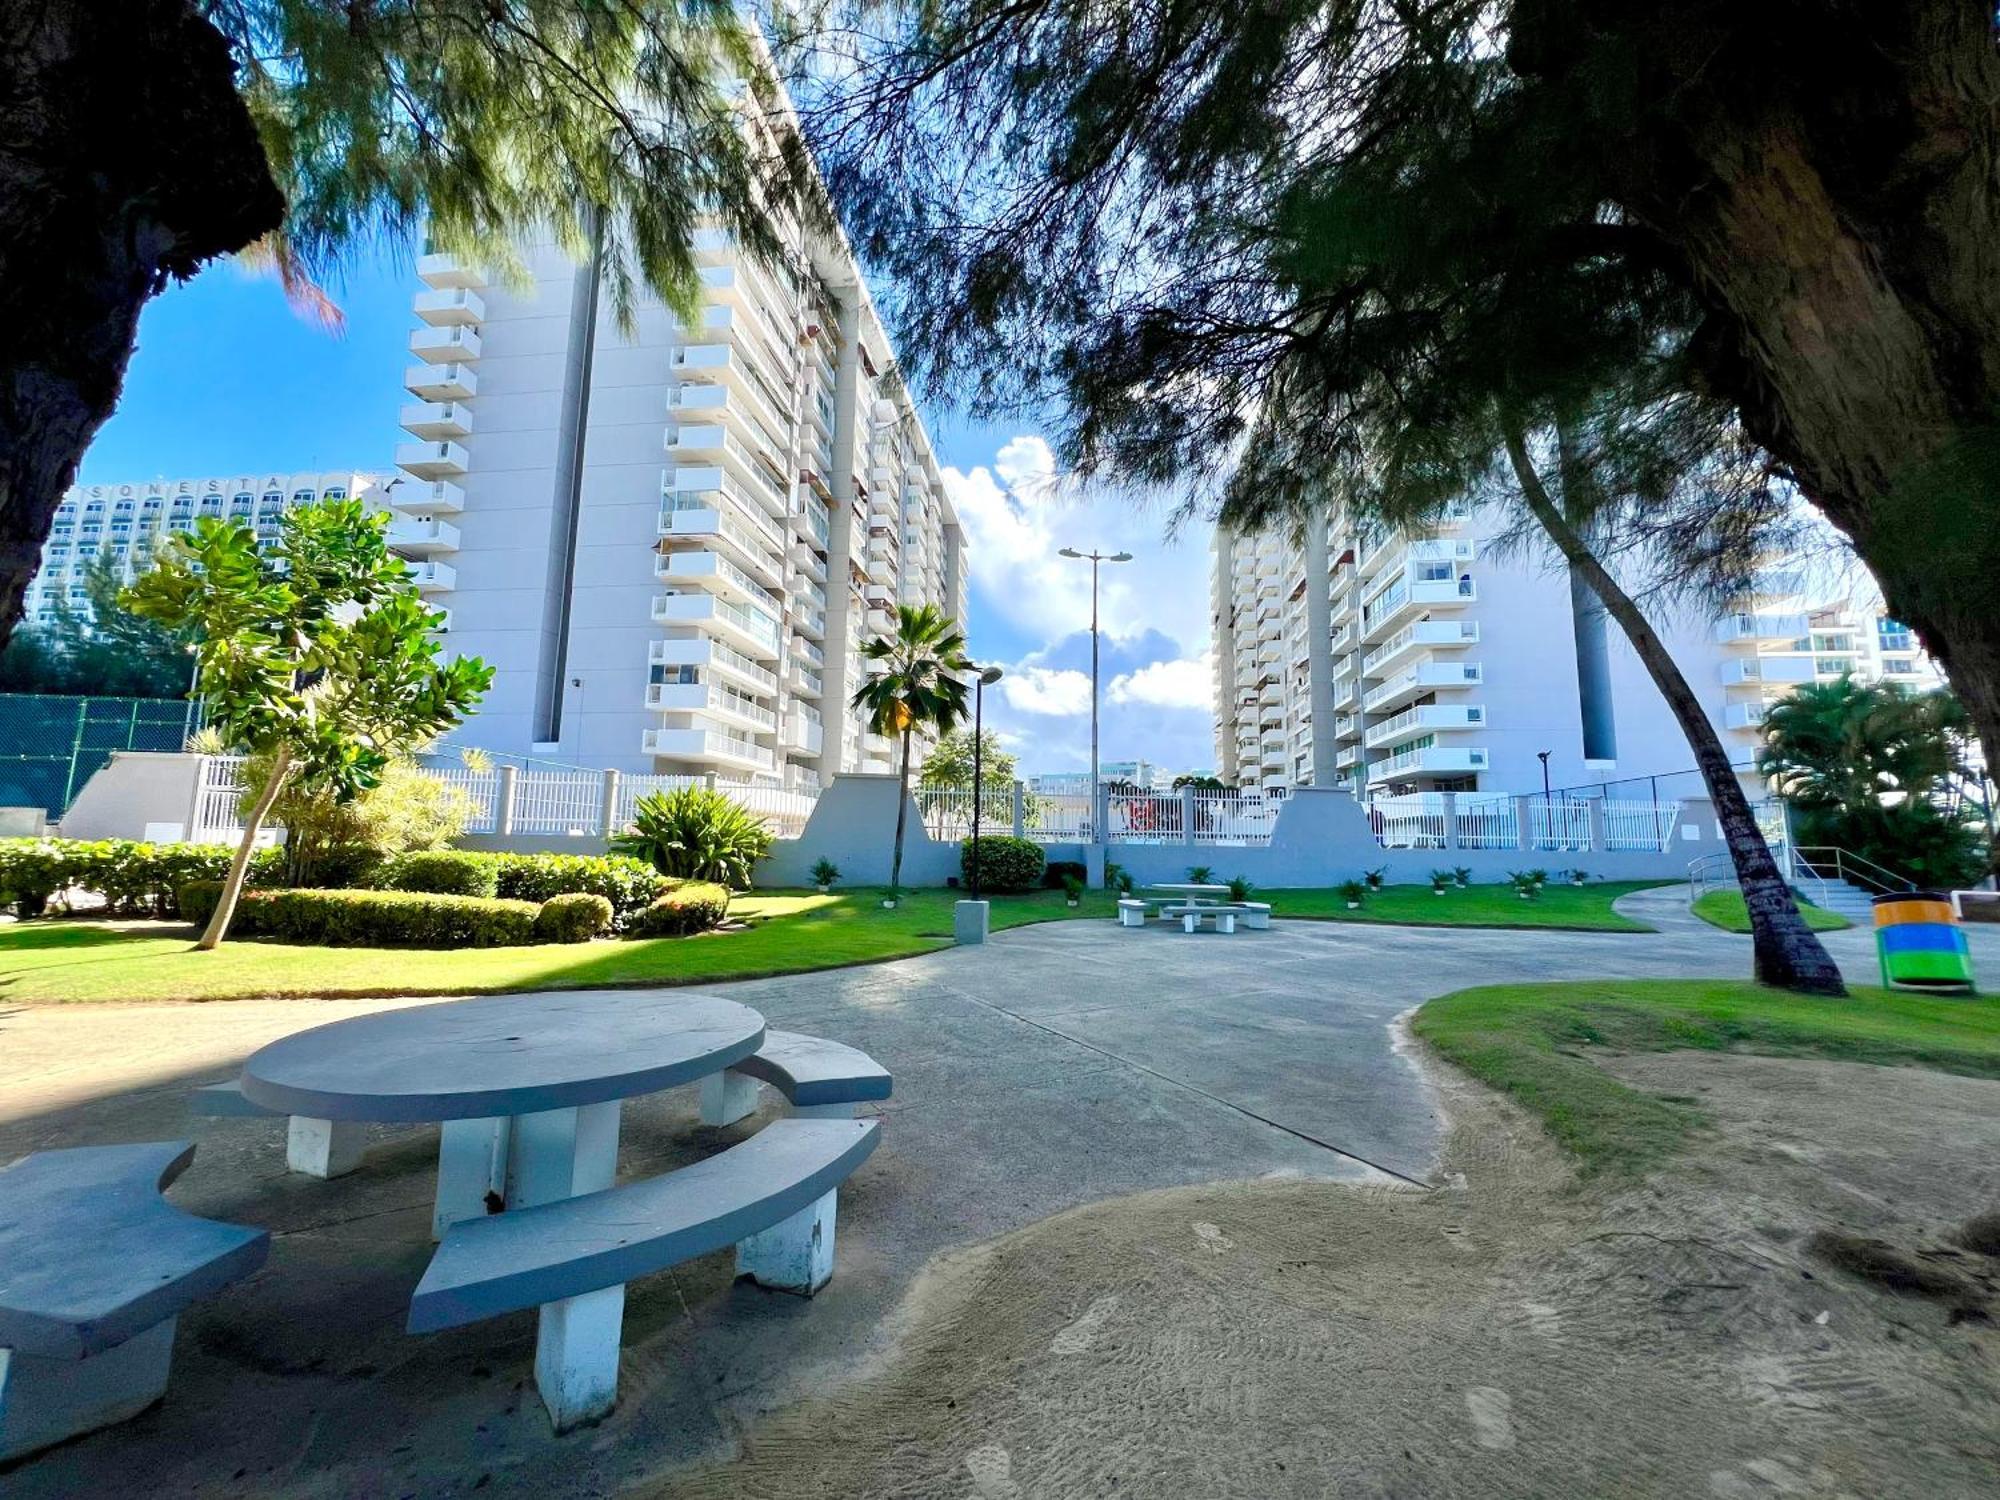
(24, 471), (406, 628)
(1210, 506), (1945, 797)
(395, 123), (966, 788)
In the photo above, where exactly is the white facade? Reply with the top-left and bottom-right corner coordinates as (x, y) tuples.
(1210, 506), (1945, 798)
(398, 141), (966, 787)
(25, 471), (399, 627)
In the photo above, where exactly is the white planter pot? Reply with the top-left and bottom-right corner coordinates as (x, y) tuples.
(1346, 901), (1361, 910)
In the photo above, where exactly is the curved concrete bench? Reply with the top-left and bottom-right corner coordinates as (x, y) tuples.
(1116, 898), (1149, 928)
(699, 1030), (891, 1128)
(409, 1117), (879, 1430)
(0, 1141), (269, 1462)
(190, 1078), (369, 1180)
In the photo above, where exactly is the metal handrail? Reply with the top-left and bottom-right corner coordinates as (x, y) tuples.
(1786, 845), (1917, 896)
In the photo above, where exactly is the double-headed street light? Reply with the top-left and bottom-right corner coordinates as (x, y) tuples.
(968, 664), (1005, 899)
(1056, 547), (1132, 841)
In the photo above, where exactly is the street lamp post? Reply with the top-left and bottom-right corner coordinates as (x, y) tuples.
(1537, 749), (1552, 853)
(1056, 547), (1132, 849)
(968, 664), (1004, 899)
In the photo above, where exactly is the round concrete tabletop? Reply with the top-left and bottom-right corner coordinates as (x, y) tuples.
(241, 990), (766, 1123)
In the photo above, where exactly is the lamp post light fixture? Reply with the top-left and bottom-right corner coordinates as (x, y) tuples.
(968, 664), (1005, 899)
(1055, 546), (1133, 844)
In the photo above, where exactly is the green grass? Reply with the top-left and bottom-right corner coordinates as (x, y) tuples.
(1413, 978), (2000, 1176)
(1690, 888), (1852, 932)
(0, 878), (1660, 1005)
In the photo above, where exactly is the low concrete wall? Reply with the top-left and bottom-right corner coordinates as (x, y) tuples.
(755, 774), (960, 888)
(56, 752), (208, 842)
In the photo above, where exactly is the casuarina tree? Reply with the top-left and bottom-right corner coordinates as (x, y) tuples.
(124, 498), (491, 947)
(851, 605), (972, 893)
(1, 0), (782, 648)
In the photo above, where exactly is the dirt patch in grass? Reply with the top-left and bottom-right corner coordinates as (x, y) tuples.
(653, 1050), (2000, 1500)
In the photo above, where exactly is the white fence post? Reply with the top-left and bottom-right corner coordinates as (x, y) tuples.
(1441, 791), (1459, 851)
(599, 770), (621, 838)
(1011, 780), (1025, 838)
(1586, 798), (1606, 855)
(1180, 785), (1197, 846)
(496, 765), (518, 835)
(1516, 795), (1536, 852)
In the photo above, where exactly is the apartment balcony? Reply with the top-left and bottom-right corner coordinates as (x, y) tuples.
(790, 496), (831, 547)
(1363, 702), (1486, 749)
(651, 591), (781, 659)
(784, 710), (824, 756)
(1719, 656), (1814, 688)
(386, 516), (460, 556)
(1365, 745), (1491, 784)
(795, 606), (828, 640)
(650, 636), (778, 695)
(1361, 618), (1480, 676)
(1334, 713), (1359, 741)
(417, 252), (486, 289)
(1724, 701), (1769, 731)
(666, 445), (789, 520)
(1363, 660), (1484, 715)
(395, 440), (469, 481)
(668, 379), (792, 460)
(657, 505), (784, 587)
(405, 362), (476, 401)
(787, 658), (824, 699)
(414, 287), (485, 327)
(1336, 744), (1362, 771)
(1713, 612), (1810, 647)
(645, 681), (778, 732)
(405, 560), (456, 593)
(390, 480), (465, 518)
(690, 226), (734, 265)
(864, 607), (893, 636)
(1359, 575), (1477, 643)
(1739, 570), (1808, 603)
(653, 547), (784, 611)
(642, 727), (775, 774)
(400, 401), (472, 441)
(409, 326), (481, 364)
(670, 343), (791, 426)
(792, 636), (825, 670)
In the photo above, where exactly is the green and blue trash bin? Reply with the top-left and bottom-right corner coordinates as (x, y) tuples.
(1872, 892), (1977, 995)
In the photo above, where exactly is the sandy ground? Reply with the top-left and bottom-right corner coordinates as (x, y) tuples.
(656, 1049), (2000, 1499)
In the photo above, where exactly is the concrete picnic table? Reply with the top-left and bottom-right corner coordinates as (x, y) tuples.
(1140, 883), (1233, 905)
(240, 990), (766, 1234)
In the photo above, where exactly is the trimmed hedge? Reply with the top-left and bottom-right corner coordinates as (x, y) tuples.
(178, 885), (540, 947)
(626, 882), (731, 938)
(959, 834), (1046, 893)
(493, 853), (668, 926)
(0, 838), (242, 918)
(1041, 859), (1087, 891)
(380, 850), (500, 898)
(534, 892), (614, 943)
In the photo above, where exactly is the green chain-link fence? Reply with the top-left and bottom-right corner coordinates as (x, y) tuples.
(0, 693), (200, 819)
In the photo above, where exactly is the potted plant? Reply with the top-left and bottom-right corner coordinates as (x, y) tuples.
(810, 857), (840, 896)
(1338, 879), (1367, 910)
(1116, 869), (1136, 896)
(1061, 873), (1084, 907)
(1453, 866), (1471, 889)
(1430, 869), (1452, 895)
(1508, 871), (1538, 901)
(1226, 875), (1252, 903)
(1528, 867), (1548, 889)
(1568, 867), (1588, 887)
(1364, 865), (1386, 891)
(1187, 864), (1215, 884)
(881, 886), (901, 910)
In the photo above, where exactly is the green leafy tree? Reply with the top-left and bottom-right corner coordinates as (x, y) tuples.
(2, 0), (784, 647)
(852, 604), (971, 892)
(918, 727), (1016, 796)
(1760, 678), (1989, 888)
(124, 499), (491, 948)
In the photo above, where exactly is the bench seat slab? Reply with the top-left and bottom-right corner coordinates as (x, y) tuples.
(731, 1032), (892, 1109)
(0, 1318), (176, 1464)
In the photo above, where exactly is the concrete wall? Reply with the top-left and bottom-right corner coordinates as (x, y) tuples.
(755, 774), (960, 887)
(56, 752), (207, 842)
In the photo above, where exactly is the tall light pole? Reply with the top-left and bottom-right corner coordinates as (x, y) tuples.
(968, 664), (1004, 899)
(1056, 547), (1132, 835)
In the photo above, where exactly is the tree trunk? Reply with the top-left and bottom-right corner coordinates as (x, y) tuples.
(1513, 2), (2000, 778)
(890, 729), (913, 893)
(1504, 429), (1846, 996)
(0, 0), (283, 647)
(199, 745), (291, 951)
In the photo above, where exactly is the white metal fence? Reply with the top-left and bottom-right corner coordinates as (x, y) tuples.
(1362, 792), (1682, 853)
(1024, 793), (1093, 842)
(915, 787), (1013, 841)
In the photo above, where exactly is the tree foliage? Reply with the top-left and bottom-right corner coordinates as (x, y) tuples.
(918, 727), (1016, 794)
(124, 498), (490, 946)
(0, 551), (197, 697)
(852, 604), (972, 892)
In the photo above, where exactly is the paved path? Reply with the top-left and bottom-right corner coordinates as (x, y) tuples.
(0, 896), (1991, 1496)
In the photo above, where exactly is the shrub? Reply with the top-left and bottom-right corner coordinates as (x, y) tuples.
(1186, 864), (1215, 884)
(1043, 859), (1088, 890)
(1060, 873), (1085, 901)
(200, 887), (540, 947)
(534, 892), (614, 943)
(960, 834), (1045, 892)
(809, 856), (841, 890)
(244, 752), (480, 887)
(176, 879), (226, 928)
(493, 852), (667, 925)
(0, 837), (239, 918)
(626, 881), (732, 937)
(612, 787), (774, 888)
(1364, 866), (1387, 890)
(380, 850), (499, 898)
(1338, 879), (1367, 905)
(1227, 875), (1253, 902)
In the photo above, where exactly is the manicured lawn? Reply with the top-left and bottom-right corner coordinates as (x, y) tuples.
(1413, 978), (2000, 1175)
(1690, 888), (1851, 932)
(0, 878), (1661, 1004)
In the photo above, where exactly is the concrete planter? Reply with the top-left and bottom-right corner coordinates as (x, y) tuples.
(953, 900), (990, 945)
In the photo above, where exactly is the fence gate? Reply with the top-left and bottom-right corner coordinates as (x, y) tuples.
(0, 693), (198, 819)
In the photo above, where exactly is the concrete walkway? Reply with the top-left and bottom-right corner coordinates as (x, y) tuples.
(0, 897), (1988, 1496)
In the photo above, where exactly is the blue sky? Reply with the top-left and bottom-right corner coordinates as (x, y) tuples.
(79, 252), (1220, 775)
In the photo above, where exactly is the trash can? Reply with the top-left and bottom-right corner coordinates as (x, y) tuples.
(1872, 891), (1977, 994)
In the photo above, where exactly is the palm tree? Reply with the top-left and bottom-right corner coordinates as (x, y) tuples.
(851, 605), (972, 893)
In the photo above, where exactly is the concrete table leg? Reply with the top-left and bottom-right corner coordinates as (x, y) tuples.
(699, 1071), (760, 1127)
(737, 1188), (838, 1295)
(506, 1100), (621, 1208)
(433, 1117), (510, 1239)
(286, 1117), (368, 1179)
(534, 1285), (625, 1432)
(0, 1318), (177, 1463)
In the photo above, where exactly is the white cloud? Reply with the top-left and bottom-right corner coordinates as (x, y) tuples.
(993, 434), (1057, 488)
(999, 666), (1093, 717)
(1108, 654), (1214, 711)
